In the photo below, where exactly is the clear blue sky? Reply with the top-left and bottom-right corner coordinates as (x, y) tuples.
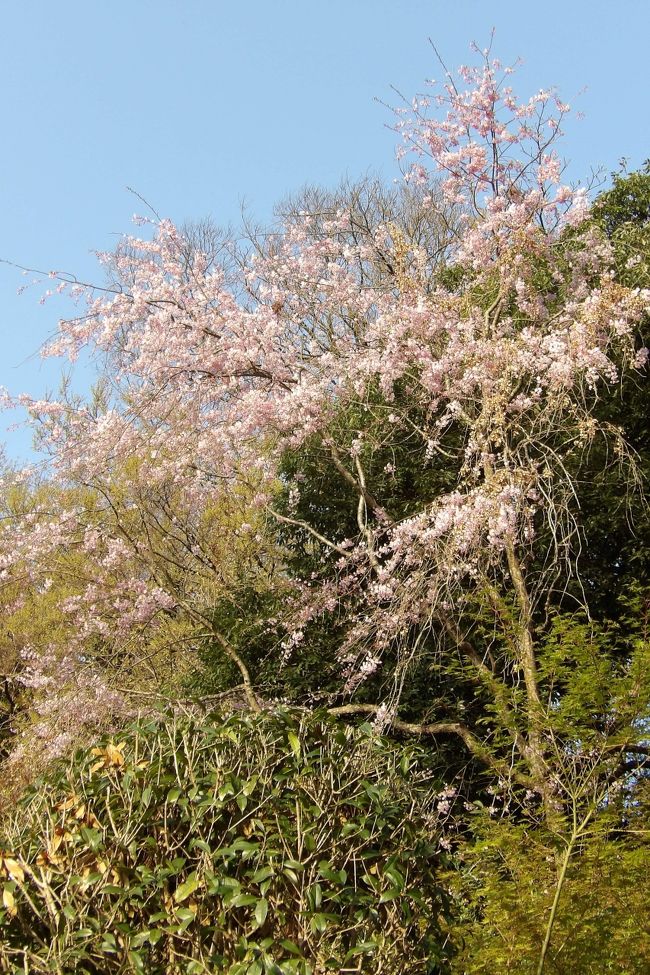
(1, 0), (648, 461)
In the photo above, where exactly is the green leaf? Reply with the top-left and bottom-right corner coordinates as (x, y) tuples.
(279, 939), (303, 956)
(310, 913), (329, 934)
(383, 864), (404, 888)
(242, 776), (259, 796)
(176, 906), (197, 928)
(254, 897), (269, 927)
(345, 941), (378, 958)
(378, 887), (400, 903)
(232, 838), (260, 853)
(218, 781), (235, 800)
(288, 731), (301, 759)
(189, 838), (211, 853)
(127, 949), (146, 973)
(311, 882), (322, 908)
(174, 871), (200, 903)
(231, 893), (259, 908)
(283, 858), (303, 871)
(100, 932), (117, 953)
(251, 866), (274, 883)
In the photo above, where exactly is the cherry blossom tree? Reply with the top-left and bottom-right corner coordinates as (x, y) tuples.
(1, 48), (648, 823)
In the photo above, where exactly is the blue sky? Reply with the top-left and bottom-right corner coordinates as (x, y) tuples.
(1, 0), (648, 460)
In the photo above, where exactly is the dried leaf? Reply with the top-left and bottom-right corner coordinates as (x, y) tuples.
(90, 741), (126, 771)
(105, 743), (126, 766)
(1, 857), (25, 884)
(55, 794), (80, 813)
(2, 887), (16, 916)
(36, 849), (63, 869)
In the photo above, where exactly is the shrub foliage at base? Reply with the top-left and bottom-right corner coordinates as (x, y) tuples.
(0, 709), (451, 974)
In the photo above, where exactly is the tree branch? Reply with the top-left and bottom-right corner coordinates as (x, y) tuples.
(328, 445), (393, 524)
(267, 508), (348, 556)
(328, 703), (533, 786)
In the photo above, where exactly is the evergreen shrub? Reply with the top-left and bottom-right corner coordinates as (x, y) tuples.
(0, 708), (451, 974)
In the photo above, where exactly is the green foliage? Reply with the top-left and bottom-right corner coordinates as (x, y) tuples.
(189, 587), (345, 707)
(566, 164), (650, 622)
(192, 386), (467, 711)
(592, 160), (650, 289)
(537, 595), (650, 739)
(0, 709), (452, 974)
(276, 387), (462, 563)
(442, 588), (650, 974)
(5, 168), (649, 975)
(445, 808), (650, 974)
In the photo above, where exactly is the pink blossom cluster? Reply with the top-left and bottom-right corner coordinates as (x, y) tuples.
(10, 645), (125, 764)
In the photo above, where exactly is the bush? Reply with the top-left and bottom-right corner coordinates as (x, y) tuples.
(0, 708), (452, 974)
(443, 807), (650, 975)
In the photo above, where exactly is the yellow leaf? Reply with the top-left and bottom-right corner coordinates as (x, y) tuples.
(2, 887), (16, 916)
(2, 858), (25, 884)
(55, 794), (79, 813)
(90, 741), (125, 770)
(50, 828), (71, 855)
(105, 743), (125, 767)
(36, 849), (63, 869)
(287, 731), (301, 759)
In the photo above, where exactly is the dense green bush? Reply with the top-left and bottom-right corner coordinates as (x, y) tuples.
(443, 805), (650, 975)
(0, 708), (452, 974)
